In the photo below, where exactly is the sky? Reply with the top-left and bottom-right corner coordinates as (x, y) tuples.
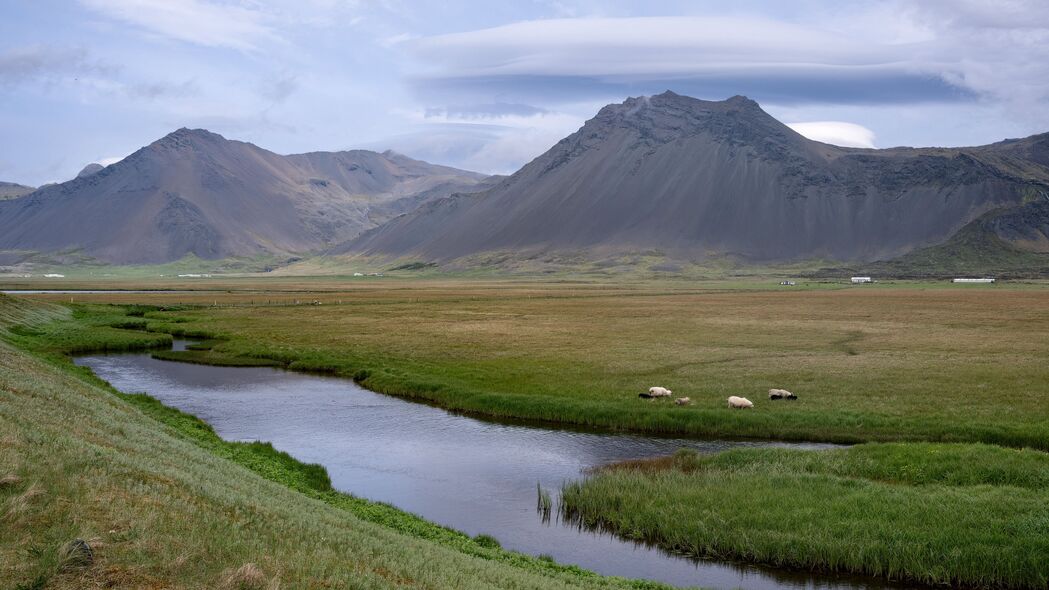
(2, 0), (1048, 186)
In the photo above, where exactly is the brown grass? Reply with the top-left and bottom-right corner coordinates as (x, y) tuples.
(220, 563), (270, 590)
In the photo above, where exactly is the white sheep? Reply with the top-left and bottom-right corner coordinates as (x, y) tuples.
(648, 386), (672, 398)
(727, 396), (754, 409)
(674, 397), (691, 406)
(768, 388), (798, 400)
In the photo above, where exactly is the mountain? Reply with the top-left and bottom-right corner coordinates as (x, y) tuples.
(0, 181), (34, 200)
(341, 92), (1049, 266)
(76, 163), (105, 178)
(0, 129), (487, 264)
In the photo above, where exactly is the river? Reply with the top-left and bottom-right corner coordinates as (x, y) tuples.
(76, 343), (896, 590)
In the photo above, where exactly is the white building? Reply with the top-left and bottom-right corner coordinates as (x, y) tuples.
(952, 278), (996, 284)
(850, 276), (872, 284)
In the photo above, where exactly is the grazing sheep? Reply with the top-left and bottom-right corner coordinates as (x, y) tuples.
(727, 396), (754, 409)
(768, 388), (798, 401)
(648, 386), (672, 398)
(638, 392), (654, 399)
(674, 397), (691, 406)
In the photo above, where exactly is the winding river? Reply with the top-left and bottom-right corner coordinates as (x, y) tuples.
(76, 342), (896, 590)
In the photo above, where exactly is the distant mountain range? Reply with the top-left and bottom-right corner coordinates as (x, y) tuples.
(342, 92), (1049, 271)
(0, 129), (491, 264)
(3, 92), (1049, 273)
(0, 181), (34, 200)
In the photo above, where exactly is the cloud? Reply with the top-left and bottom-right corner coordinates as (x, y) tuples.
(787, 121), (876, 148)
(127, 78), (199, 99)
(0, 45), (114, 87)
(381, 32), (418, 48)
(382, 104), (587, 174)
(78, 0), (281, 52)
(258, 73), (299, 104)
(97, 155), (126, 166)
(423, 103), (549, 120)
(403, 16), (971, 105)
(400, 9), (1049, 117)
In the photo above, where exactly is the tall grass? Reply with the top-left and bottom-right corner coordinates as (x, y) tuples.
(561, 446), (1049, 589)
(537, 483), (553, 523)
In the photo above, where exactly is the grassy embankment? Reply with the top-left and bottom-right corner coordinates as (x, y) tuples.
(562, 445), (1049, 589)
(35, 281), (1049, 449)
(0, 294), (668, 590)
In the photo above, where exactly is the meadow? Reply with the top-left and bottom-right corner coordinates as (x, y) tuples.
(0, 294), (665, 590)
(3, 277), (1049, 588)
(562, 445), (1049, 588)
(20, 277), (1049, 448)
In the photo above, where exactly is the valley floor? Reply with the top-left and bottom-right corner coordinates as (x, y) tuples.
(3, 277), (1048, 588)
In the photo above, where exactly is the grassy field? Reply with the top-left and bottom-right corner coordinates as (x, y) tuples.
(3, 277), (1049, 588)
(561, 445), (1049, 588)
(17, 278), (1048, 448)
(0, 294), (667, 590)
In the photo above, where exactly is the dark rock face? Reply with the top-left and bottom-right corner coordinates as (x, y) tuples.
(343, 91), (1049, 263)
(0, 129), (488, 263)
(980, 198), (1049, 252)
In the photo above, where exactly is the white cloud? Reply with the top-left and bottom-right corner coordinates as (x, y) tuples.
(786, 121), (876, 148)
(78, 0), (281, 52)
(409, 17), (906, 78)
(97, 155), (126, 166)
(382, 106), (586, 174)
(403, 7), (1049, 134)
(381, 32), (418, 48)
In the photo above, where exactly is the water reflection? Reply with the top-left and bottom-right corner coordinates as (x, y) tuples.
(76, 345), (900, 590)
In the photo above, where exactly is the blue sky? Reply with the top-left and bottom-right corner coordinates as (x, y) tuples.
(2, 0), (1048, 185)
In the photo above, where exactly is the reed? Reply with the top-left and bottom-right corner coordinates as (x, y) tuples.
(561, 446), (1049, 589)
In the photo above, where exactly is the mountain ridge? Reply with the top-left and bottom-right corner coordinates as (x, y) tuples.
(0, 181), (35, 200)
(0, 128), (488, 264)
(340, 91), (1049, 265)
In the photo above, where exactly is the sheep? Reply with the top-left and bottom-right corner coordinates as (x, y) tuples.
(674, 397), (691, 406)
(648, 386), (672, 398)
(727, 396), (754, 409)
(768, 388), (798, 401)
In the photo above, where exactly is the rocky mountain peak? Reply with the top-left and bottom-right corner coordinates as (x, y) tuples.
(76, 163), (104, 178)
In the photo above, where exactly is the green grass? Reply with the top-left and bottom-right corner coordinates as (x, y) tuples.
(561, 445), (1049, 589)
(36, 283), (1049, 450)
(0, 294), (669, 590)
(5, 280), (1049, 588)
(150, 349), (285, 367)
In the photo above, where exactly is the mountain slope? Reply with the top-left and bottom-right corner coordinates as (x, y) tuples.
(0, 129), (487, 264)
(342, 92), (1049, 264)
(76, 163), (105, 178)
(861, 197), (1049, 277)
(0, 181), (34, 200)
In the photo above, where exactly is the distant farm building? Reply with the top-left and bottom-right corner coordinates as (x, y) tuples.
(780, 280), (796, 286)
(851, 276), (873, 284)
(952, 278), (996, 284)
(43, 273), (65, 278)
